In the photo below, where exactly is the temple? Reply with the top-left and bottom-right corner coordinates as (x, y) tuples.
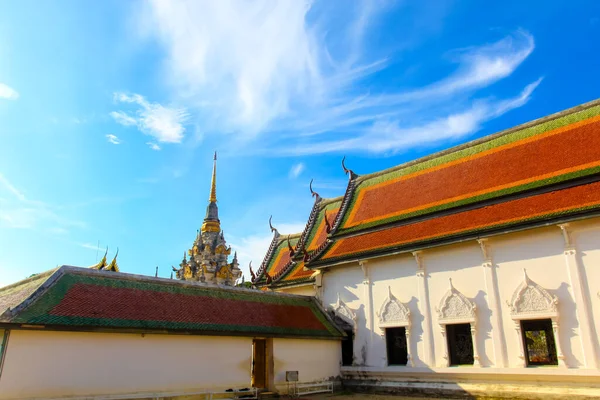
(253, 99), (600, 397)
(173, 152), (242, 285)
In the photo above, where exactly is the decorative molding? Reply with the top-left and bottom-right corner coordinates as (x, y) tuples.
(436, 278), (477, 324)
(477, 238), (492, 265)
(359, 260), (370, 285)
(507, 269), (558, 319)
(436, 279), (479, 367)
(377, 287), (411, 329)
(558, 223), (576, 254)
(413, 251), (425, 277)
(332, 293), (358, 332)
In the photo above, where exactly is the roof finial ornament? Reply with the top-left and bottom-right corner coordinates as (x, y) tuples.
(341, 156), (354, 176)
(269, 215), (279, 235)
(303, 247), (310, 262)
(309, 179), (321, 200)
(287, 235), (296, 257)
(170, 271), (173, 279)
(155, 266), (159, 277)
(265, 270), (273, 285)
(106, 248), (120, 272)
(249, 261), (256, 281)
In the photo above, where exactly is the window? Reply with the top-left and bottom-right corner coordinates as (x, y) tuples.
(521, 319), (558, 366)
(386, 327), (408, 365)
(341, 329), (353, 366)
(446, 323), (474, 366)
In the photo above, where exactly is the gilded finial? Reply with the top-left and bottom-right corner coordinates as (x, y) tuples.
(106, 248), (120, 272)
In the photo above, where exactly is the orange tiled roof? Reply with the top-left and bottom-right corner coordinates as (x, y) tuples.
(335, 103), (600, 235)
(316, 180), (600, 263)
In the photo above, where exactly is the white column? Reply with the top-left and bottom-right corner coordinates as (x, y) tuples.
(414, 251), (434, 366)
(469, 322), (481, 367)
(551, 317), (567, 368)
(513, 320), (527, 367)
(405, 325), (415, 367)
(478, 239), (508, 367)
(558, 224), (598, 368)
(359, 260), (372, 366)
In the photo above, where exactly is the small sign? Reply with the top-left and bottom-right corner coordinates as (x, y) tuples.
(286, 371), (299, 382)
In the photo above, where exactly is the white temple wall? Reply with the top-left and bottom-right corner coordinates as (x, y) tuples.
(566, 217), (600, 368)
(491, 226), (584, 368)
(424, 242), (492, 367)
(369, 254), (420, 367)
(320, 221), (600, 372)
(272, 338), (340, 392)
(0, 330), (341, 399)
(0, 330), (252, 399)
(321, 265), (365, 364)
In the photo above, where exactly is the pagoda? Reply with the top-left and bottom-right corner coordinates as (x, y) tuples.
(173, 153), (242, 285)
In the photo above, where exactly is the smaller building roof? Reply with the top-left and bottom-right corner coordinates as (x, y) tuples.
(0, 266), (343, 340)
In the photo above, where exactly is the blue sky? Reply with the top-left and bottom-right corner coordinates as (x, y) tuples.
(1, 0), (599, 286)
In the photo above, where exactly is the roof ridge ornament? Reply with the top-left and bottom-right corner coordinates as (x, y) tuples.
(249, 261), (256, 281)
(106, 248), (119, 272)
(341, 156), (357, 179)
(287, 235), (296, 257)
(269, 215), (279, 236)
(324, 212), (331, 234)
(309, 179), (321, 201)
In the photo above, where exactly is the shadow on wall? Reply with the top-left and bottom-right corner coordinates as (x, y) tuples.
(474, 290), (493, 367)
(553, 281), (581, 367)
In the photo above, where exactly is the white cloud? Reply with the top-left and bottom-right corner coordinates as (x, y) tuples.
(282, 78), (542, 155)
(0, 172), (85, 231)
(110, 111), (137, 126)
(79, 243), (106, 252)
(0, 82), (19, 100)
(146, 142), (161, 151)
(289, 163), (305, 179)
(111, 93), (188, 144)
(106, 134), (121, 145)
(229, 222), (307, 281)
(138, 1), (540, 155)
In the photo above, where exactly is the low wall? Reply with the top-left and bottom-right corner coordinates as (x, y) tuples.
(0, 330), (252, 399)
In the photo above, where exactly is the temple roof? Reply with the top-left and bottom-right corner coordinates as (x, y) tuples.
(256, 99), (600, 271)
(307, 99), (600, 266)
(254, 197), (342, 288)
(0, 266), (343, 339)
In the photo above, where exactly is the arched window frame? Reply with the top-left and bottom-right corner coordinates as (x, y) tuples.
(436, 278), (479, 367)
(506, 269), (564, 367)
(377, 286), (413, 366)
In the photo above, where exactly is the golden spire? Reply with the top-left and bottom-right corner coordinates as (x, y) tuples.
(201, 151), (221, 233)
(209, 151), (217, 203)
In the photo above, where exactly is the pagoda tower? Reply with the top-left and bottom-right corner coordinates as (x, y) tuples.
(173, 152), (242, 285)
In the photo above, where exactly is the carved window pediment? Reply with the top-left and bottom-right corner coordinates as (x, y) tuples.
(508, 269), (558, 319)
(378, 286), (410, 329)
(331, 293), (357, 329)
(437, 279), (476, 325)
